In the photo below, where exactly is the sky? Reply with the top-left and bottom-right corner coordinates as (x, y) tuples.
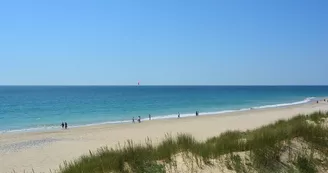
(0, 0), (327, 85)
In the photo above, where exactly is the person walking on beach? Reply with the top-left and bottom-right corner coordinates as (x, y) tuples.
(61, 122), (64, 129)
(132, 117), (135, 123)
(196, 111), (199, 116)
(138, 116), (141, 123)
(178, 112), (180, 118)
(64, 122), (68, 129)
(149, 114), (151, 120)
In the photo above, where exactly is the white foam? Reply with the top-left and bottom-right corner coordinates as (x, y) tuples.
(0, 126), (61, 134)
(134, 97), (316, 121)
(252, 97), (315, 109)
(0, 97), (316, 134)
(70, 120), (131, 128)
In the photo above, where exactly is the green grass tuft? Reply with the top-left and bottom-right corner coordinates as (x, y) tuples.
(296, 155), (317, 173)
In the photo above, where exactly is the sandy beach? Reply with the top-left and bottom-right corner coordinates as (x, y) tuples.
(1, 100), (328, 173)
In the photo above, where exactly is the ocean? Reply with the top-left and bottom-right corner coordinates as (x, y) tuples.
(0, 86), (328, 133)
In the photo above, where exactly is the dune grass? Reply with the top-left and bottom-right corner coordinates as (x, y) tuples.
(59, 111), (328, 173)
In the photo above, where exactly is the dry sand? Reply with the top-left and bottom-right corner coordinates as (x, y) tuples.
(1, 100), (328, 173)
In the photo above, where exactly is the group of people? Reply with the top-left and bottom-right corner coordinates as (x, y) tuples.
(60, 110), (204, 127)
(132, 116), (142, 123)
(61, 122), (68, 129)
(132, 114), (153, 123)
(131, 111), (200, 123)
(317, 99), (328, 104)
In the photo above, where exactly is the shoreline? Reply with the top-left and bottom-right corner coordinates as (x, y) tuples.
(1, 99), (328, 173)
(0, 96), (318, 134)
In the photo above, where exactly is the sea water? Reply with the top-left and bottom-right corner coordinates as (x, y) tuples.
(0, 86), (328, 133)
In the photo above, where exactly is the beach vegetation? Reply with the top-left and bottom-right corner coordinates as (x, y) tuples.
(58, 111), (328, 173)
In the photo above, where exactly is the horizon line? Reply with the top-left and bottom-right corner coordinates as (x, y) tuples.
(1, 84), (328, 87)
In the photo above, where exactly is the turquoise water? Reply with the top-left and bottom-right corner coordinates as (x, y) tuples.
(0, 86), (328, 133)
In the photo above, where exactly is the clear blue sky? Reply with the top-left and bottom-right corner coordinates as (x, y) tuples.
(0, 0), (327, 85)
